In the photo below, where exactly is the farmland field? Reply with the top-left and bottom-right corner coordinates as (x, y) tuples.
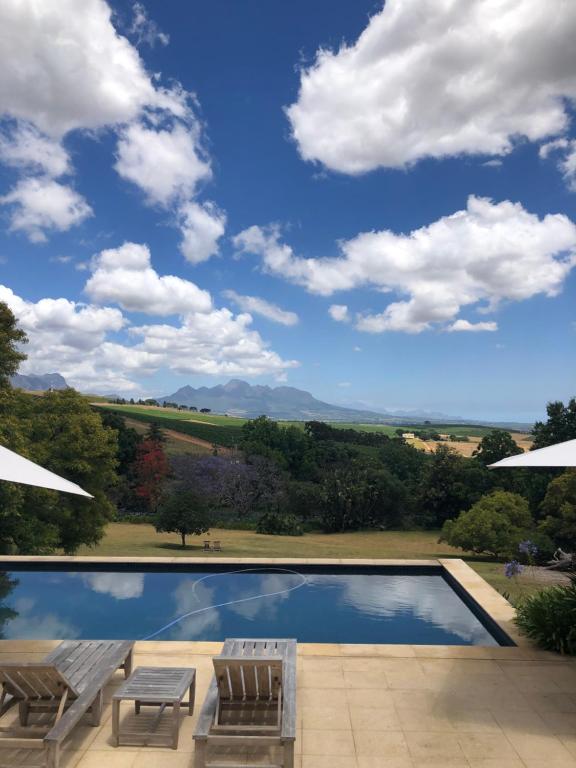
(97, 403), (531, 454)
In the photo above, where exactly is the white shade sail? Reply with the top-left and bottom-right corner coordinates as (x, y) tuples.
(489, 439), (576, 469)
(0, 444), (93, 497)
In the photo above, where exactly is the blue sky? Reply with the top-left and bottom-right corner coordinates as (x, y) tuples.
(0, 0), (575, 421)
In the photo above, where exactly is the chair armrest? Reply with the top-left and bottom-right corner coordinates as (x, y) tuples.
(193, 678), (218, 740)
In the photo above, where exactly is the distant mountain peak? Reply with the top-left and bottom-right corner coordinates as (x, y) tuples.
(10, 372), (68, 392)
(160, 380), (388, 421)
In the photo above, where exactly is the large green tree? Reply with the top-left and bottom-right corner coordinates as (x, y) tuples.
(539, 470), (576, 551)
(155, 491), (210, 547)
(0, 388), (119, 554)
(441, 490), (533, 557)
(532, 398), (576, 449)
(473, 429), (523, 466)
(0, 302), (27, 389)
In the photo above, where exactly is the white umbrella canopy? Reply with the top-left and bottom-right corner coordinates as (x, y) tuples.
(0, 444), (93, 497)
(489, 439), (576, 469)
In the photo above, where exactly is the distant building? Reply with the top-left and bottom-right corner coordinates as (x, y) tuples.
(402, 432), (416, 439)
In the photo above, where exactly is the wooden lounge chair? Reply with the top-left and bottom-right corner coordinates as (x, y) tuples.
(194, 638), (296, 768)
(212, 541), (222, 552)
(0, 639), (133, 768)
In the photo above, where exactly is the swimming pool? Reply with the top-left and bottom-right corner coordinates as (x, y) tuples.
(0, 564), (512, 646)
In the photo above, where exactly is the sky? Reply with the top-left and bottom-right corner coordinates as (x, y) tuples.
(0, 0), (575, 422)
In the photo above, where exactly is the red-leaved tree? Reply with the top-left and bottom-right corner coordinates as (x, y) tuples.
(133, 439), (169, 513)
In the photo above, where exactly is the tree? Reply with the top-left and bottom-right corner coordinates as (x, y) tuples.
(0, 388), (119, 553)
(0, 302), (27, 389)
(532, 398), (576, 449)
(416, 445), (482, 528)
(440, 490), (533, 557)
(539, 470), (576, 551)
(132, 438), (169, 514)
(146, 421), (166, 445)
(473, 429), (523, 466)
(98, 410), (142, 474)
(155, 491), (210, 547)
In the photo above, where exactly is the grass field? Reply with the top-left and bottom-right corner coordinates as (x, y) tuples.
(78, 523), (544, 602)
(123, 417), (211, 456)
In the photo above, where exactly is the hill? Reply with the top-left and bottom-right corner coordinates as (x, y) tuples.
(10, 372), (68, 391)
(160, 378), (391, 421)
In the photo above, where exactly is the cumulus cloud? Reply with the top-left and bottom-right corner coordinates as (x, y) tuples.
(0, 0), (220, 251)
(448, 320), (498, 333)
(0, 0), (180, 137)
(540, 138), (576, 191)
(286, 0), (576, 174)
(130, 2), (169, 48)
(85, 242), (212, 315)
(115, 122), (211, 206)
(223, 290), (299, 326)
(235, 196), (576, 333)
(0, 123), (70, 177)
(328, 304), (350, 323)
(131, 310), (299, 377)
(0, 178), (92, 242)
(178, 201), (226, 264)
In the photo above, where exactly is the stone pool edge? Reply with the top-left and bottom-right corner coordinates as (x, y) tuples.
(0, 555), (541, 657)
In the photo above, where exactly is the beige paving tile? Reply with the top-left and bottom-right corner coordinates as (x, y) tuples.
(302, 756), (359, 768)
(492, 708), (553, 735)
(349, 705), (401, 731)
(301, 705), (351, 730)
(456, 733), (519, 760)
(356, 757), (414, 768)
(299, 688), (348, 708)
(445, 708), (502, 733)
(302, 729), (355, 756)
(395, 704), (454, 732)
(134, 753), (192, 768)
(353, 731), (409, 758)
(404, 732), (466, 761)
(467, 760), (525, 768)
(347, 688), (397, 708)
(505, 732), (576, 764)
(301, 670), (347, 689)
(76, 751), (139, 768)
(344, 670), (389, 689)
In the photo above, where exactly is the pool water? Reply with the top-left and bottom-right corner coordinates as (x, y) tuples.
(0, 567), (507, 645)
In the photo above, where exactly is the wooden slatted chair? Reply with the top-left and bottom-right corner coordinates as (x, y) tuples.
(0, 640), (133, 768)
(194, 638), (296, 768)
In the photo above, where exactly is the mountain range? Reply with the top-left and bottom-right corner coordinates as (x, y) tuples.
(160, 379), (395, 421)
(10, 372), (68, 391)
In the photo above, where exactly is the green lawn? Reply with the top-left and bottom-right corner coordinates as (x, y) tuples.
(98, 404), (247, 427)
(78, 523), (540, 602)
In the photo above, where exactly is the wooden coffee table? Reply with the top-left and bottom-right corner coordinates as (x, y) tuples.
(112, 666), (196, 749)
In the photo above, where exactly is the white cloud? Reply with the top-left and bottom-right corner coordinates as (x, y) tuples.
(223, 290), (299, 326)
(328, 304), (350, 323)
(0, 123), (70, 177)
(448, 319), (498, 333)
(0, 0), (181, 138)
(79, 572), (144, 600)
(482, 159), (503, 168)
(130, 2), (169, 48)
(0, 177), (92, 242)
(337, 381), (351, 388)
(131, 309), (299, 377)
(286, 0), (576, 174)
(178, 201), (226, 264)
(115, 121), (211, 206)
(540, 138), (576, 191)
(235, 196), (576, 333)
(85, 242), (212, 315)
(353, 346), (362, 352)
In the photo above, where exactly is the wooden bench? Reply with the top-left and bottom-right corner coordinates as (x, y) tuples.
(0, 639), (133, 768)
(194, 638), (296, 768)
(112, 666), (196, 749)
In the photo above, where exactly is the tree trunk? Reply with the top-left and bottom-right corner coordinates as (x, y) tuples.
(180, 531), (186, 548)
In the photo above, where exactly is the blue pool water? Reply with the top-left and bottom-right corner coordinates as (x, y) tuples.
(0, 567), (508, 645)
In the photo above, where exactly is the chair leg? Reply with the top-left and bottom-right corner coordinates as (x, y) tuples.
(171, 701), (180, 749)
(194, 739), (207, 768)
(124, 649), (134, 679)
(90, 690), (103, 727)
(189, 681), (195, 715)
(46, 742), (60, 768)
(112, 699), (120, 747)
(18, 701), (29, 726)
(283, 740), (294, 768)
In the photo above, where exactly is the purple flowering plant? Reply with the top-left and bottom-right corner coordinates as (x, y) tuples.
(504, 560), (524, 579)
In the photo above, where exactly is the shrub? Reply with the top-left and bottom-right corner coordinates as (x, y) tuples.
(256, 511), (303, 536)
(538, 470), (576, 550)
(440, 490), (532, 557)
(515, 576), (576, 655)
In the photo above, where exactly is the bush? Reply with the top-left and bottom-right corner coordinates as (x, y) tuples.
(538, 470), (576, 550)
(515, 577), (576, 655)
(256, 511), (303, 536)
(440, 490), (532, 557)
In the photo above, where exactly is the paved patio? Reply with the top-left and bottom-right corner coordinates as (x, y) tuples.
(0, 639), (575, 768)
